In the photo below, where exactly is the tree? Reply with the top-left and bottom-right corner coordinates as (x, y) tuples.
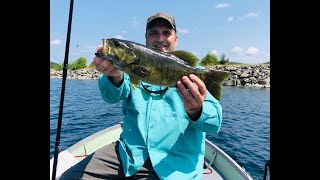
(68, 57), (87, 70)
(50, 62), (63, 70)
(199, 53), (219, 66)
(219, 52), (229, 64)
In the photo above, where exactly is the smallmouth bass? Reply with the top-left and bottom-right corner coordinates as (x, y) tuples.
(95, 38), (231, 100)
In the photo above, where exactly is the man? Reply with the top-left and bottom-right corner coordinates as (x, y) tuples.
(60, 12), (223, 180)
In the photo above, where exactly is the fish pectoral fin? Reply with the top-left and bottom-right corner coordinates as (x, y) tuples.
(132, 66), (150, 78)
(130, 77), (140, 89)
(168, 50), (198, 67)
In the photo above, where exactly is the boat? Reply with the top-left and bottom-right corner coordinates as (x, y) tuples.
(50, 121), (253, 180)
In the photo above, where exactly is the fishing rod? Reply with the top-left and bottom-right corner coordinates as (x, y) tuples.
(51, 0), (74, 179)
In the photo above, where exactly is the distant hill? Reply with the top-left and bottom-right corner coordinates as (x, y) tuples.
(227, 61), (269, 65)
(228, 61), (245, 65)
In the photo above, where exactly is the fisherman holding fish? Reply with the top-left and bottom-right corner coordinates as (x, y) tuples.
(60, 12), (229, 180)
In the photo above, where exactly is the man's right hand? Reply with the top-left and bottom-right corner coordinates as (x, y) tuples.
(93, 45), (124, 86)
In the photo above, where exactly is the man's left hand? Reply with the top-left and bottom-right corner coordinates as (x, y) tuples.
(176, 74), (207, 120)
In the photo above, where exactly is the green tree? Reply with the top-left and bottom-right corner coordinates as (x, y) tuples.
(50, 62), (63, 70)
(68, 57), (87, 70)
(199, 53), (219, 66)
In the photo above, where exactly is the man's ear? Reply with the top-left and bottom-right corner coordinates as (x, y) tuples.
(175, 34), (178, 45)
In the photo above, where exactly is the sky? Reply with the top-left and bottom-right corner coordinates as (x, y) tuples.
(50, 0), (270, 65)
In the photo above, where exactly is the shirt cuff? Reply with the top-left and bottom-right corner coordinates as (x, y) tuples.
(99, 74), (126, 102)
(189, 102), (222, 133)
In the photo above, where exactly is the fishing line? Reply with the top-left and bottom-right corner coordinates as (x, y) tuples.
(51, 0), (74, 179)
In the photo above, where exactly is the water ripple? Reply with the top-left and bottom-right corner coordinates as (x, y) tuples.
(50, 79), (269, 180)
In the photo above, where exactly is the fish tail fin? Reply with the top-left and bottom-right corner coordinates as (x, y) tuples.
(203, 70), (231, 100)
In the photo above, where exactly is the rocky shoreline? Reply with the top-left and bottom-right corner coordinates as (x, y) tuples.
(50, 64), (270, 88)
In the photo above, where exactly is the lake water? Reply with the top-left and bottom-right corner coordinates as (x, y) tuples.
(50, 78), (270, 180)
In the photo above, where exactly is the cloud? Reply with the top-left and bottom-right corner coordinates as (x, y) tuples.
(231, 46), (243, 54)
(51, 39), (62, 46)
(227, 12), (259, 23)
(177, 27), (190, 34)
(231, 46), (258, 56)
(210, 49), (219, 56)
(238, 12), (259, 21)
(245, 47), (259, 56)
(244, 12), (259, 18)
(227, 16), (235, 22)
(112, 30), (127, 39)
(215, 3), (230, 8)
(132, 16), (139, 28)
(190, 51), (198, 57)
(113, 35), (124, 39)
(227, 46), (266, 64)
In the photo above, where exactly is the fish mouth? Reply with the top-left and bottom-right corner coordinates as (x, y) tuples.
(95, 52), (125, 69)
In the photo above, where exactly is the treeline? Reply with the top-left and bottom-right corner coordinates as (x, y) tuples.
(50, 57), (95, 70)
(199, 52), (231, 66)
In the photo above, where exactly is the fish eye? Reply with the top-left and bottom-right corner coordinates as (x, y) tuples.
(114, 41), (120, 47)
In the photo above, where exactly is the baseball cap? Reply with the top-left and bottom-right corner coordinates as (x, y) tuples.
(146, 12), (176, 31)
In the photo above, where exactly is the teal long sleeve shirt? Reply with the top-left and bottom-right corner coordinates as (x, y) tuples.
(98, 73), (223, 180)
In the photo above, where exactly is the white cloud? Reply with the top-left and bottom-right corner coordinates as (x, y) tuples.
(227, 46), (267, 64)
(112, 30), (127, 39)
(190, 51), (198, 57)
(228, 12), (259, 22)
(246, 47), (259, 56)
(238, 12), (259, 21)
(177, 27), (190, 34)
(132, 16), (139, 28)
(227, 16), (235, 22)
(231, 46), (243, 54)
(51, 39), (62, 46)
(244, 12), (259, 18)
(113, 35), (124, 39)
(210, 49), (219, 56)
(215, 3), (230, 8)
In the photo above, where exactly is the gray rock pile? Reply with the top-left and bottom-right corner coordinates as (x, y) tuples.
(50, 64), (270, 88)
(209, 64), (270, 88)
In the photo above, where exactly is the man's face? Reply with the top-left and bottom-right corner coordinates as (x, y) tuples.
(145, 20), (178, 52)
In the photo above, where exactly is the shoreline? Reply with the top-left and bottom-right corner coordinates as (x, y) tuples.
(50, 64), (270, 88)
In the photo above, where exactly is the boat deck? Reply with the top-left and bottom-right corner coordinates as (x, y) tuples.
(50, 150), (224, 180)
(50, 122), (252, 180)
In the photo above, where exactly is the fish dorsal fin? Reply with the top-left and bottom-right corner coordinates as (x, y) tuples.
(168, 50), (198, 67)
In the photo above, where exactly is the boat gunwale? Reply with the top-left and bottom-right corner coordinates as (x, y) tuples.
(205, 139), (253, 180)
(67, 123), (122, 153)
